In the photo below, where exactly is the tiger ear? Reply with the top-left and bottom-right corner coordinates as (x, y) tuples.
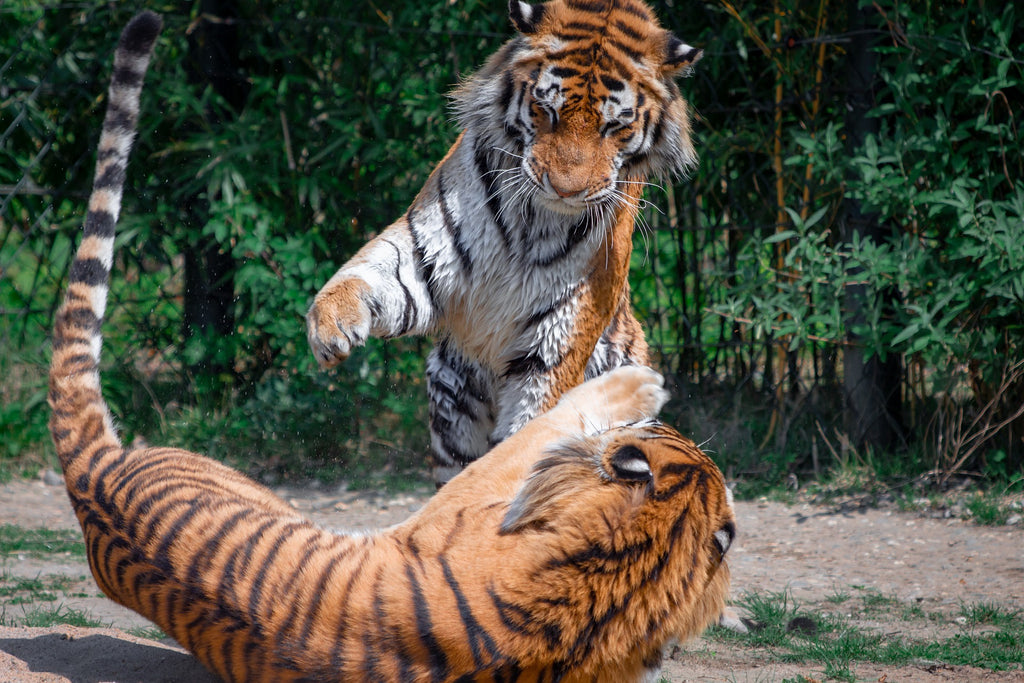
(500, 451), (593, 535)
(663, 34), (703, 76)
(509, 0), (547, 34)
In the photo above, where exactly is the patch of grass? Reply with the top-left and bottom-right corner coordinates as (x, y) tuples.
(125, 625), (168, 641)
(0, 572), (75, 605)
(900, 601), (926, 620)
(909, 630), (1024, 670)
(0, 525), (85, 557)
(959, 601), (1022, 628)
(1, 603), (105, 629)
(713, 591), (835, 649)
(855, 587), (899, 614)
(712, 590), (1024, 677)
(965, 494), (1011, 525)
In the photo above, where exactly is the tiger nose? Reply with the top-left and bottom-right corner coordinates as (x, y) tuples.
(546, 173), (585, 199)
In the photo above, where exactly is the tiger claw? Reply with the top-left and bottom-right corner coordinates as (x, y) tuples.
(306, 280), (372, 369)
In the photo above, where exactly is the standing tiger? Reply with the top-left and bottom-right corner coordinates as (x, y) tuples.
(307, 0), (702, 484)
(49, 11), (734, 682)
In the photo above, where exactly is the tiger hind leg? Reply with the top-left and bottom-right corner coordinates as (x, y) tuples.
(426, 342), (496, 486)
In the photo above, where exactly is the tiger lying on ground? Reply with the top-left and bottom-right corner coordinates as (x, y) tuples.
(307, 0), (704, 485)
(48, 11), (734, 682)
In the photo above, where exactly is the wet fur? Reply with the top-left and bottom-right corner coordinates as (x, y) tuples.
(306, 0), (703, 482)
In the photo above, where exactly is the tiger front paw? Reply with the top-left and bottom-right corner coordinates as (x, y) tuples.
(556, 365), (669, 432)
(306, 278), (373, 369)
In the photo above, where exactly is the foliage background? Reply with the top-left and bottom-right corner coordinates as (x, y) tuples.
(2, 0), (1021, 493)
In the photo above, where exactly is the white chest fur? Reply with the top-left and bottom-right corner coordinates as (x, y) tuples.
(409, 134), (610, 368)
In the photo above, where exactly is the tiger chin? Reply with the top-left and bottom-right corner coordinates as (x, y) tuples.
(49, 11), (734, 682)
(306, 0), (704, 485)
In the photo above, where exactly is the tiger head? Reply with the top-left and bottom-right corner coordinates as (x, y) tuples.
(496, 420), (735, 657)
(428, 412), (734, 675)
(455, 0), (702, 217)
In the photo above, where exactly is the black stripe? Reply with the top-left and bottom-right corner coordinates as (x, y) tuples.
(381, 238), (415, 336)
(89, 447), (131, 524)
(472, 141), (513, 251)
(361, 567), (387, 681)
(438, 171), (473, 274)
(617, 0), (652, 21)
(440, 556), (499, 666)
(609, 38), (644, 63)
(185, 507), (249, 587)
(68, 257), (108, 287)
(645, 108), (664, 151)
(407, 206), (440, 310)
(487, 585), (535, 638)
(95, 146), (121, 162)
(405, 563), (450, 679)
(93, 162), (127, 190)
(498, 71), (516, 112)
(102, 103), (136, 134)
(545, 535), (654, 573)
(531, 213), (593, 268)
(329, 542), (373, 674)
(523, 280), (583, 332)
(549, 65), (580, 79)
(442, 507), (467, 551)
(565, 0), (608, 13)
(562, 20), (601, 33)
(118, 11), (162, 56)
(241, 522), (302, 628)
(652, 469), (709, 503)
(613, 19), (643, 40)
(294, 543), (353, 650)
(623, 109), (655, 172)
(503, 351), (549, 378)
(109, 450), (180, 511)
(216, 518), (279, 607)
(488, 586), (564, 651)
(110, 65), (145, 89)
(84, 209), (117, 238)
(599, 74), (625, 92)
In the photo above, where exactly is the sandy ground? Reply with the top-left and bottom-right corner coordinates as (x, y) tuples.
(1, 475), (1022, 682)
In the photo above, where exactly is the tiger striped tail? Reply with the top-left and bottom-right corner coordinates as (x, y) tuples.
(48, 12), (162, 481)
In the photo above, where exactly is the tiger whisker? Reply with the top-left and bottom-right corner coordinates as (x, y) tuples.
(494, 147), (526, 162)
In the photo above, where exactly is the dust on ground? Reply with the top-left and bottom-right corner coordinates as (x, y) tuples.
(1, 475), (1022, 682)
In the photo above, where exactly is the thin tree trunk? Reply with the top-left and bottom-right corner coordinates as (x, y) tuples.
(841, 0), (904, 452)
(182, 0), (249, 384)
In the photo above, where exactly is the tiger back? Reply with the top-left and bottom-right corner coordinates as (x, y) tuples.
(306, 0), (703, 485)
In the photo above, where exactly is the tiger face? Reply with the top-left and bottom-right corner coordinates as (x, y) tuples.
(458, 0), (702, 217)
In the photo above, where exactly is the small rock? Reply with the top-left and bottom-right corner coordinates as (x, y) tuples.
(41, 469), (64, 487)
(1006, 514), (1022, 526)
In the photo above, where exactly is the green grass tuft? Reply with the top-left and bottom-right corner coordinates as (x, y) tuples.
(0, 525), (85, 557)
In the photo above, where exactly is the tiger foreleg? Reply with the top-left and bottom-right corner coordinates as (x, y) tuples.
(307, 218), (436, 368)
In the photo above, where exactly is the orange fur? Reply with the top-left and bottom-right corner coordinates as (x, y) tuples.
(49, 10), (732, 682)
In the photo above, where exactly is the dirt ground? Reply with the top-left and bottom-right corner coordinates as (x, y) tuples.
(1, 474), (1022, 682)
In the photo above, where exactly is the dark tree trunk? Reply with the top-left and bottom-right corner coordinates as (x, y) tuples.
(182, 0), (250, 381)
(841, 0), (904, 452)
